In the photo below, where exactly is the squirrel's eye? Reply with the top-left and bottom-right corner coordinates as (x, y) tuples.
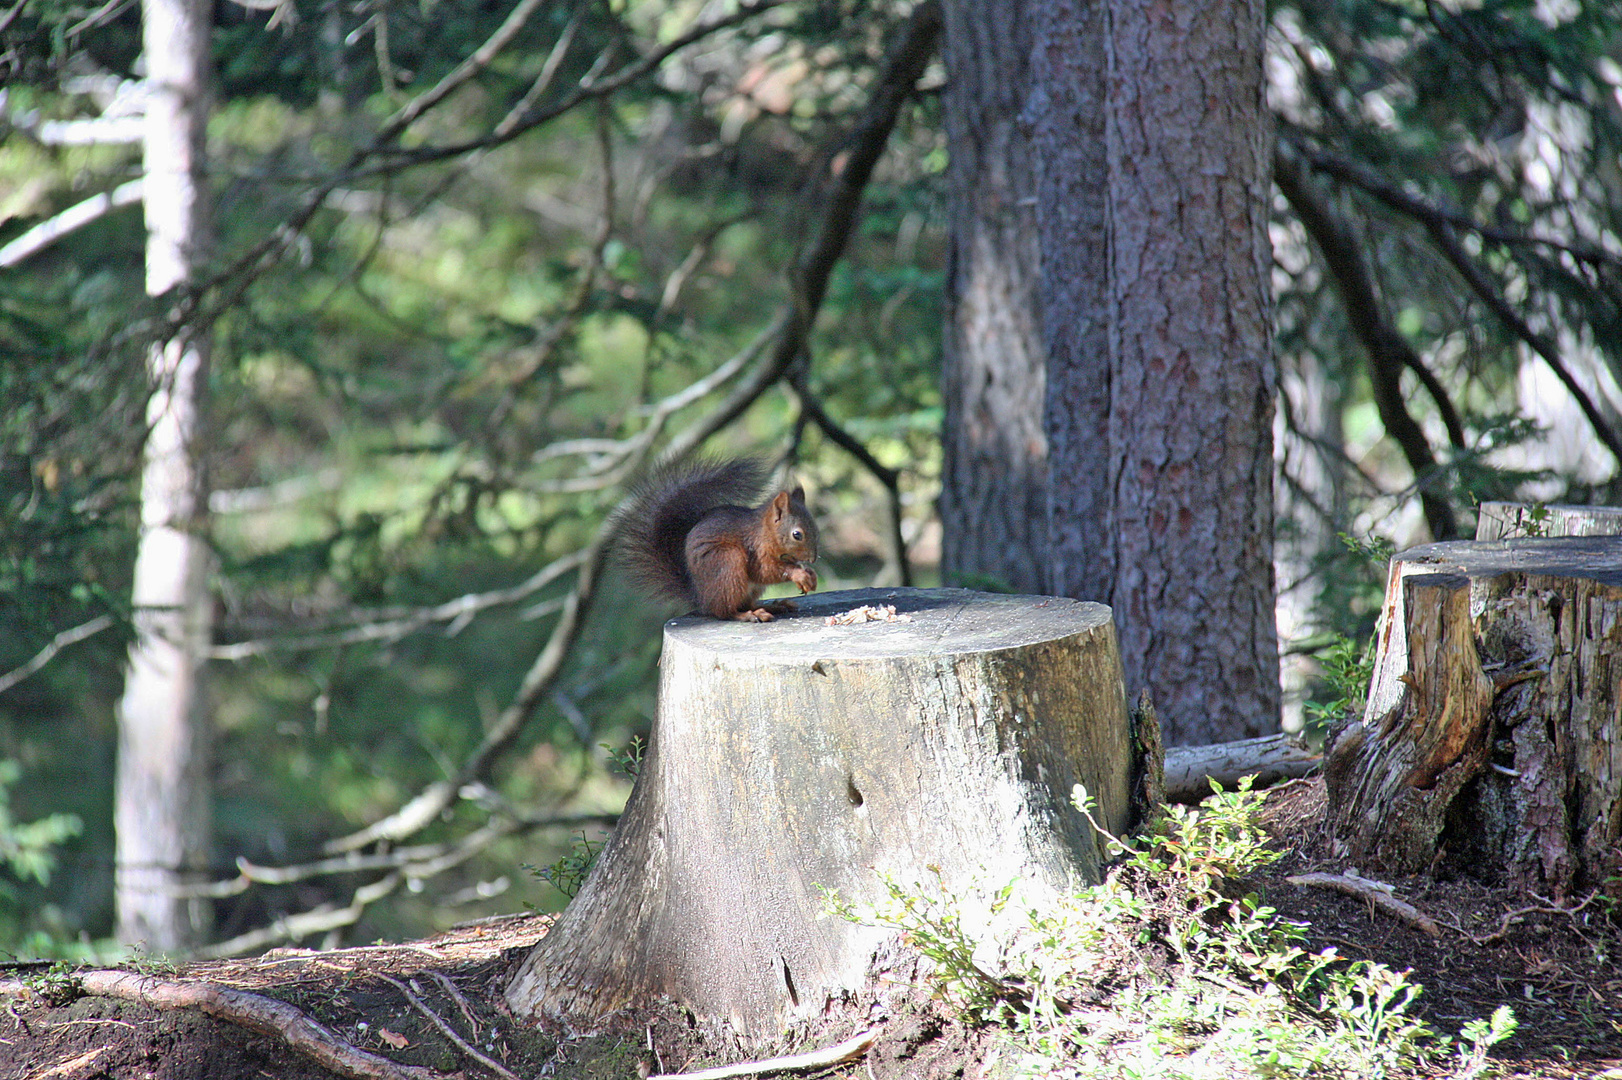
(791, 529), (803, 540)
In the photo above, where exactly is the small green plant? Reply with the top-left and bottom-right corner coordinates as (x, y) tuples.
(527, 832), (604, 900)
(1454, 1005), (1518, 1080)
(1520, 503), (1551, 537)
(0, 760), (82, 886)
(1338, 531), (1396, 565)
(1304, 633), (1376, 730)
(525, 740), (641, 902)
(831, 777), (1516, 1079)
(603, 736), (645, 780)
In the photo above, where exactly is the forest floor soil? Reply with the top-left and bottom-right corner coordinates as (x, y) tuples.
(1, 776), (1619, 1079)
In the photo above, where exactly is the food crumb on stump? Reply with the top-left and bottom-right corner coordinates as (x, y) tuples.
(824, 604), (913, 626)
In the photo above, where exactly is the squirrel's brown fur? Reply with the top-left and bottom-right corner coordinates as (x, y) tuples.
(615, 458), (819, 622)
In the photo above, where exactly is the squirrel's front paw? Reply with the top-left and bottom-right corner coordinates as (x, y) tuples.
(787, 565), (818, 594)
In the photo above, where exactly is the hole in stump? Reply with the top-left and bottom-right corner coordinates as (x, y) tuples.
(781, 955), (799, 1007)
(846, 776), (864, 808)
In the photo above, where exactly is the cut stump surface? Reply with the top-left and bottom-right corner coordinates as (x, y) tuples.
(506, 587), (1135, 1039)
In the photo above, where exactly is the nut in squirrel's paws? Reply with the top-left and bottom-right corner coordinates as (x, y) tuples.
(824, 603), (912, 627)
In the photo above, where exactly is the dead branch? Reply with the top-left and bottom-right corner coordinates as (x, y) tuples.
(1440, 889), (1601, 947)
(650, 1028), (878, 1080)
(1292, 139), (1622, 274)
(376, 973), (520, 1080)
(0, 970), (446, 1080)
(210, 549), (586, 660)
(0, 181), (143, 268)
(1275, 143), (1459, 539)
(198, 874), (405, 959)
(1418, 220), (1622, 469)
(1162, 733), (1317, 804)
(179, 0), (789, 370)
(378, 1), (794, 172)
(788, 374), (912, 586)
(177, 810), (616, 900)
(0, 615), (117, 695)
(1286, 871), (1441, 939)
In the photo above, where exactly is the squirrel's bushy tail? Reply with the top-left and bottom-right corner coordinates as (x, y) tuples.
(614, 457), (769, 601)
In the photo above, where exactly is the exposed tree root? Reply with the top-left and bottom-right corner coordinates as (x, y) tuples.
(0, 970), (449, 1080)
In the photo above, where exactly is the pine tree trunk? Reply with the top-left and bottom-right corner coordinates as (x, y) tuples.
(116, 0), (215, 952)
(1034, 0), (1280, 745)
(937, 0), (1048, 594)
(505, 588), (1136, 1040)
(1325, 536), (1622, 900)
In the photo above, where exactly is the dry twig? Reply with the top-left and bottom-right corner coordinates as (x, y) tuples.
(1287, 871), (1441, 938)
(650, 1028), (878, 1080)
(375, 972), (520, 1080)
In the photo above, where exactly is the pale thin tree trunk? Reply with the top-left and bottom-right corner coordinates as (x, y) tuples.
(1033, 0), (1280, 744)
(937, 0), (1047, 593)
(115, 0), (215, 951)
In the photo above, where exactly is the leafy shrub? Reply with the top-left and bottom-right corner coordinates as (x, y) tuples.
(829, 778), (1516, 1079)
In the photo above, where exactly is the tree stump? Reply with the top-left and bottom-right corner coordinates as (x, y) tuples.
(1476, 500), (1622, 540)
(505, 587), (1135, 1039)
(1324, 535), (1622, 900)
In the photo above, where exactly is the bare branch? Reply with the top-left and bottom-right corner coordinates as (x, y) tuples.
(210, 550), (585, 660)
(377, 0), (549, 140)
(376, 1), (794, 171)
(0, 615), (117, 696)
(198, 873), (404, 959)
(492, 1), (589, 139)
(0, 0), (30, 35)
(648, 1029), (878, 1080)
(1419, 221), (1622, 470)
(1287, 871), (1442, 939)
(0, 180), (142, 268)
(788, 374), (912, 586)
(1275, 144), (1460, 539)
(1289, 136), (1622, 274)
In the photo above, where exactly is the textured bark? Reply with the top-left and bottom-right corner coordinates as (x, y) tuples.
(1325, 537), (1622, 899)
(505, 588), (1135, 1039)
(937, 0), (1047, 593)
(116, 0), (215, 951)
(1034, 0), (1280, 744)
(1031, 0), (1110, 604)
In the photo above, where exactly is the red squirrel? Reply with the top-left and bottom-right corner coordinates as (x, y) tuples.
(616, 458), (819, 622)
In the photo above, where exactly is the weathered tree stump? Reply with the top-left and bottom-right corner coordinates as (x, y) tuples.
(1325, 535), (1622, 900)
(1476, 500), (1622, 540)
(505, 587), (1135, 1039)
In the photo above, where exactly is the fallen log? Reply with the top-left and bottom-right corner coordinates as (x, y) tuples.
(1161, 733), (1317, 803)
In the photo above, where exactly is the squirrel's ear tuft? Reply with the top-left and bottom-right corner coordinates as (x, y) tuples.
(770, 490), (792, 519)
(790, 485), (805, 503)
